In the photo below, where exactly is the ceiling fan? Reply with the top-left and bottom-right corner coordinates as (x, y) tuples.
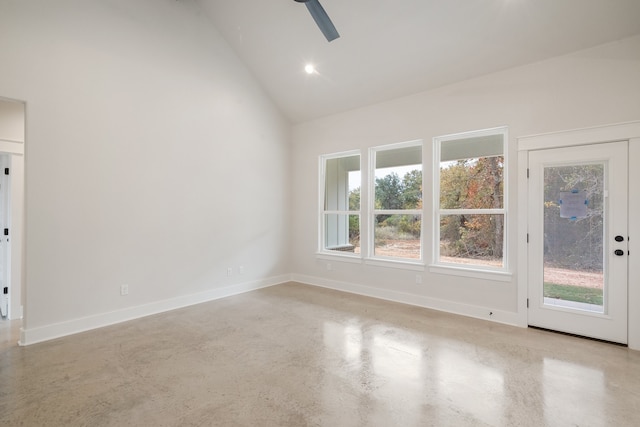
(294, 0), (340, 42)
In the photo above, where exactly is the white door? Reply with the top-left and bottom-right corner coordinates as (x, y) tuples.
(527, 141), (628, 344)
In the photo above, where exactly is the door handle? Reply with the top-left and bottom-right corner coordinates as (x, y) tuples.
(614, 249), (625, 256)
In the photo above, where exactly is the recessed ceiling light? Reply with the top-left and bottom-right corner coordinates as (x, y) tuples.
(304, 64), (316, 74)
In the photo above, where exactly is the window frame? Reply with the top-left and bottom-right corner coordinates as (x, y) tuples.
(432, 127), (509, 276)
(369, 140), (424, 263)
(318, 150), (362, 258)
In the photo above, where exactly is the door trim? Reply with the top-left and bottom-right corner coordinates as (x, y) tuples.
(517, 121), (640, 350)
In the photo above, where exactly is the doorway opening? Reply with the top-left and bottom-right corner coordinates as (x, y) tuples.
(0, 97), (25, 323)
(517, 121), (640, 350)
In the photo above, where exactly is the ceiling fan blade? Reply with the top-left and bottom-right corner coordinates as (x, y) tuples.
(304, 0), (340, 42)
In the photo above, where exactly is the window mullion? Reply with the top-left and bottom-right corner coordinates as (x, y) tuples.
(374, 209), (422, 216)
(439, 208), (505, 215)
(324, 210), (359, 215)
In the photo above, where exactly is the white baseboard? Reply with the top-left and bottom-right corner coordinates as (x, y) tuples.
(291, 273), (521, 328)
(19, 275), (289, 346)
(19, 273), (522, 346)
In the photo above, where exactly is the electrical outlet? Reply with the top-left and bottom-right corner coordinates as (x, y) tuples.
(120, 284), (129, 296)
(415, 275), (422, 284)
(227, 267), (233, 276)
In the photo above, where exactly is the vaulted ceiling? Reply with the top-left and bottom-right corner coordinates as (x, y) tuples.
(197, 0), (640, 123)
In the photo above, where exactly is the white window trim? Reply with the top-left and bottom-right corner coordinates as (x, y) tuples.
(365, 258), (425, 271)
(316, 253), (363, 264)
(432, 126), (509, 275)
(318, 150), (362, 258)
(369, 139), (424, 263)
(429, 264), (512, 282)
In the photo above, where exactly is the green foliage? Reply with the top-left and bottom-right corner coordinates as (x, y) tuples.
(401, 169), (422, 209)
(398, 215), (421, 236)
(375, 172), (404, 209)
(349, 187), (360, 211)
(373, 170), (422, 239)
(375, 170), (423, 210)
(348, 187), (361, 244)
(544, 283), (603, 306)
(374, 219), (419, 245)
(376, 214), (420, 238)
(349, 214), (359, 242)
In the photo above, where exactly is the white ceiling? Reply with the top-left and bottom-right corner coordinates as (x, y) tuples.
(197, 0), (640, 123)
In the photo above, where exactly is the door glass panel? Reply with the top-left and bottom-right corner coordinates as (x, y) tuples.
(543, 164), (604, 313)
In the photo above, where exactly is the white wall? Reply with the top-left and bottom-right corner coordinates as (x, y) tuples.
(0, 99), (25, 142)
(291, 35), (640, 324)
(0, 0), (291, 343)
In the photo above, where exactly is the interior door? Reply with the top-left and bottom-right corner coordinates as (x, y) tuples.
(527, 141), (628, 344)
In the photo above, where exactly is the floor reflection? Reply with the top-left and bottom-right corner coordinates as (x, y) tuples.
(322, 319), (515, 425)
(323, 320), (363, 365)
(435, 345), (505, 425)
(543, 358), (605, 426)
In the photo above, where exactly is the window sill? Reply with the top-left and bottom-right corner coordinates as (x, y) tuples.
(315, 253), (426, 271)
(365, 258), (425, 271)
(429, 264), (512, 282)
(316, 252), (363, 264)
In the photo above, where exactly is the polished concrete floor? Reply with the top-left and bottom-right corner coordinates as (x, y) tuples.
(1, 282), (640, 426)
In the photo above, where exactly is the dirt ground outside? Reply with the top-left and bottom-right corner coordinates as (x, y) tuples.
(353, 239), (604, 289)
(543, 267), (603, 289)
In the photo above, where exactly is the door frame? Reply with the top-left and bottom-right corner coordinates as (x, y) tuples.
(517, 121), (640, 350)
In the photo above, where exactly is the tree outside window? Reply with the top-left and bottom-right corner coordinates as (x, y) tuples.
(371, 143), (423, 260)
(435, 128), (507, 270)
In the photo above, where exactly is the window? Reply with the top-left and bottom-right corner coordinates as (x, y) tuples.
(320, 152), (361, 255)
(370, 142), (423, 261)
(434, 127), (507, 270)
